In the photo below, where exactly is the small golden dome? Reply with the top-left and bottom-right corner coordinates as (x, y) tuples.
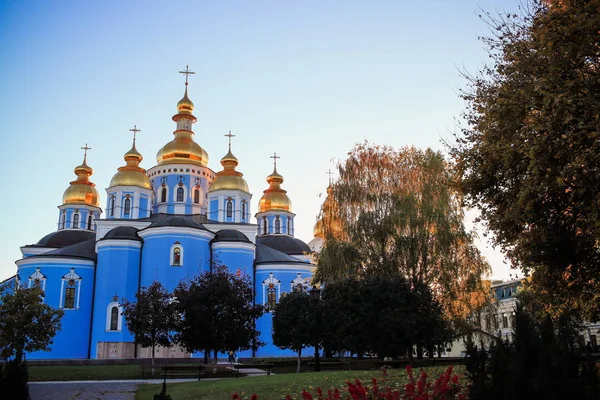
(177, 87), (194, 115)
(209, 148), (249, 192)
(62, 157), (100, 207)
(110, 142), (151, 189)
(258, 167), (292, 212)
(313, 219), (324, 238)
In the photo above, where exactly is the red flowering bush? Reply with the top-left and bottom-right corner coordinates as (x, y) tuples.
(246, 365), (467, 400)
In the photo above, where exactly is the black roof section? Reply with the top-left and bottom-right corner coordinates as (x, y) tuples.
(102, 226), (141, 241)
(30, 238), (97, 261)
(33, 230), (96, 248)
(255, 243), (309, 265)
(145, 215), (207, 230)
(211, 229), (251, 243)
(256, 235), (311, 255)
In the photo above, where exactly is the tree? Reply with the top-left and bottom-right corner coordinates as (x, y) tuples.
(0, 286), (63, 364)
(272, 291), (314, 373)
(121, 282), (176, 371)
(173, 266), (263, 362)
(449, 0), (600, 320)
(316, 143), (490, 324)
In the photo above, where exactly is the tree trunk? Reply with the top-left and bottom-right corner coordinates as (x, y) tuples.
(15, 348), (23, 364)
(297, 349), (302, 373)
(204, 349), (209, 364)
(151, 343), (156, 376)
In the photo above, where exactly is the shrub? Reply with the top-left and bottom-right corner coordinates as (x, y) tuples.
(0, 360), (30, 400)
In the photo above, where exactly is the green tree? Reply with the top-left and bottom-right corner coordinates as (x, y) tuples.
(121, 281), (176, 371)
(449, 0), (600, 320)
(173, 266), (263, 362)
(0, 286), (63, 363)
(316, 143), (490, 324)
(272, 291), (314, 373)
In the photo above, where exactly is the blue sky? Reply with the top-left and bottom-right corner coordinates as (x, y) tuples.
(0, 0), (521, 281)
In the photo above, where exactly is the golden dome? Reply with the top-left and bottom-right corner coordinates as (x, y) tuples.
(313, 183), (342, 239)
(313, 219), (324, 238)
(258, 168), (292, 212)
(62, 157), (100, 207)
(209, 148), (249, 192)
(156, 86), (209, 167)
(110, 141), (151, 189)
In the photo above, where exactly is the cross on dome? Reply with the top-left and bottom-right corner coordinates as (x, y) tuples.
(270, 152), (280, 170)
(179, 65), (195, 86)
(327, 169), (334, 185)
(81, 144), (91, 161)
(129, 125), (141, 142)
(225, 130), (235, 150)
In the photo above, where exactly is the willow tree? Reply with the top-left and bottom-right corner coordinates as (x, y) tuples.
(315, 143), (490, 323)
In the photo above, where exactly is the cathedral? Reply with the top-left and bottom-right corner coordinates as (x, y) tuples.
(2, 69), (322, 360)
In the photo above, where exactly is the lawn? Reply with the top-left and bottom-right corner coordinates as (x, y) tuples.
(135, 365), (467, 400)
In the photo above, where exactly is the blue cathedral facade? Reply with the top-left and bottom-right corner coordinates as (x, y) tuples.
(3, 77), (318, 360)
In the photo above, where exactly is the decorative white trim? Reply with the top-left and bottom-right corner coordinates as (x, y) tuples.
(170, 242), (184, 267)
(16, 258), (95, 268)
(290, 273), (311, 292)
(262, 272), (281, 311)
(138, 226), (215, 240)
(60, 268), (82, 310)
(27, 267), (47, 293)
(211, 241), (255, 252)
(255, 264), (315, 273)
(95, 219), (152, 241)
(96, 239), (142, 252)
(106, 302), (123, 332)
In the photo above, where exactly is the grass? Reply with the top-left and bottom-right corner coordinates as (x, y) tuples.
(135, 365), (467, 400)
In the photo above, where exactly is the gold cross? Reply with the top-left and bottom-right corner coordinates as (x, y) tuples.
(327, 169), (334, 185)
(270, 152), (280, 169)
(129, 125), (141, 142)
(81, 143), (91, 160)
(179, 65), (195, 86)
(225, 130), (235, 149)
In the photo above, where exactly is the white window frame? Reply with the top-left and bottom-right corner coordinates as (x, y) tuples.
(174, 185), (187, 203)
(290, 273), (311, 292)
(262, 272), (281, 312)
(27, 267), (47, 293)
(170, 242), (184, 266)
(106, 302), (123, 332)
(59, 268), (82, 310)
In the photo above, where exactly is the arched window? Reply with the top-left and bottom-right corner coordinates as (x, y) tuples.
(241, 201), (246, 221)
(110, 196), (115, 216)
(124, 198), (131, 215)
(161, 188), (167, 203)
(287, 217), (291, 234)
(275, 217), (280, 234)
(176, 187), (184, 202)
(61, 211), (66, 229)
(87, 214), (93, 230)
(194, 189), (200, 204)
(263, 217), (268, 235)
(267, 287), (277, 310)
(110, 306), (119, 331)
(226, 200), (233, 218)
(262, 273), (280, 312)
(60, 268), (82, 310)
(170, 243), (183, 266)
(73, 213), (79, 229)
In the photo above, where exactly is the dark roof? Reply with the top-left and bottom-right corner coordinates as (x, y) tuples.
(31, 239), (97, 261)
(34, 230), (96, 248)
(255, 243), (308, 265)
(256, 235), (311, 255)
(102, 226), (141, 241)
(211, 230), (251, 243)
(145, 215), (206, 230)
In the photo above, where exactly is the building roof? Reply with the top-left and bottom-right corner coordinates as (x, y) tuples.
(30, 238), (97, 261)
(255, 243), (308, 265)
(102, 226), (141, 241)
(145, 215), (207, 230)
(211, 229), (251, 243)
(33, 230), (96, 248)
(256, 235), (311, 255)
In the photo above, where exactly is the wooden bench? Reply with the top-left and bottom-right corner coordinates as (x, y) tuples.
(232, 363), (274, 378)
(307, 361), (344, 371)
(159, 364), (204, 381)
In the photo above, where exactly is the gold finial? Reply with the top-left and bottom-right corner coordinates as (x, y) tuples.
(327, 169), (334, 185)
(225, 130), (235, 151)
(270, 152), (280, 170)
(179, 65), (195, 86)
(81, 143), (91, 162)
(129, 125), (141, 143)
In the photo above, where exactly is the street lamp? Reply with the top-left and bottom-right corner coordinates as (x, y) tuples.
(310, 285), (321, 372)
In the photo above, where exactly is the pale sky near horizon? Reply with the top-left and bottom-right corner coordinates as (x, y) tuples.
(0, 0), (522, 282)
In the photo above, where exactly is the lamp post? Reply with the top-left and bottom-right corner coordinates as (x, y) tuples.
(310, 285), (321, 372)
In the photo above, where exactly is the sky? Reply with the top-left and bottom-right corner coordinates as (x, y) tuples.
(0, 0), (522, 282)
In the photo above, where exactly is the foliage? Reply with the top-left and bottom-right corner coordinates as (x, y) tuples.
(465, 303), (600, 400)
(316, 143), (491, 324)
(449, 0), (600, 320)
(320, 276), (451, 359)
(272, 291), (315, 373)
(0, 360), (30, 400)
(0, 286), (63, 363)
(174, 265), (264, 358)
(122, 281), (176, 368)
